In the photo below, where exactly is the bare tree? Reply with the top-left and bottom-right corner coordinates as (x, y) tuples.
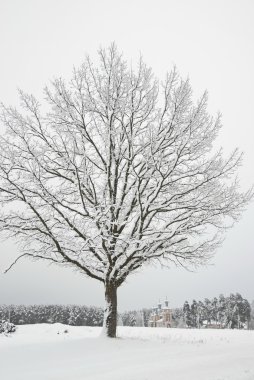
(0, 45), (252, 337)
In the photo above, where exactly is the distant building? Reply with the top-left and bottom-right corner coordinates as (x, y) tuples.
(148, 299), (172, 328)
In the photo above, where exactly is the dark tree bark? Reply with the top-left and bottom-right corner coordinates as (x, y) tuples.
(103, 283), (118, 338)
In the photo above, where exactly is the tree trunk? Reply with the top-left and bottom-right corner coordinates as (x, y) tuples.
(102, 283), (118, 338)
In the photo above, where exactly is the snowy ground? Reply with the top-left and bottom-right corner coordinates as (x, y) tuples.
(0, 324), (254, 380)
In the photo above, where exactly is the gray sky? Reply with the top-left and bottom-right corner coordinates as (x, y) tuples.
(0, 0), (253, 311)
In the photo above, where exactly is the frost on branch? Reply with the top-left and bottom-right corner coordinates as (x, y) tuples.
(0, 44), (252, 337)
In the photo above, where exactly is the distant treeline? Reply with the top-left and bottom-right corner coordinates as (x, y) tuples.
(121, 309), (152, 327)
(0, 293), (252, 329)
(0, 304), (104, 326)
(120, 293), (253, 329)
(183, 293), (251, 329)
(0, 304), (153, 327)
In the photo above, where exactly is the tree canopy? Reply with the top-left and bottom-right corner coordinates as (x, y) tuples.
(0, 44), (252, 336)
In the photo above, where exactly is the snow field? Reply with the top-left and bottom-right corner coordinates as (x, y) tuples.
(0, 324), (254, 380)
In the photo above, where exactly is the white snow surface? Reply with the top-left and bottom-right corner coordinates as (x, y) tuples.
(0, 324), (254, 380)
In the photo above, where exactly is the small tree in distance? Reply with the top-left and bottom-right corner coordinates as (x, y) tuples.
(0, 44), (252, 337)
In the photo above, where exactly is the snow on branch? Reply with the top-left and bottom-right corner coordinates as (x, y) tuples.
(0, 44), (252, 286)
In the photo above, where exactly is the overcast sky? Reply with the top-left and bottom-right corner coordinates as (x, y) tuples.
(0, 0), (253, 311)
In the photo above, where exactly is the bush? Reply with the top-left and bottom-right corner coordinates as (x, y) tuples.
(0, 320), (16, 334)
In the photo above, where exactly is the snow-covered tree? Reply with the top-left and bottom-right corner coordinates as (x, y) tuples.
(224, 293), (251, 329)
(0, 304), (104, 326)
(249, 301), (254, 330)
(241, 298), (251, 329)
(0, 320), (16, 334)
(183, 293), (251, 329)
(171, 307), (185, 328)
(183, 301), (192, 327)
(196, 301), (205, 328)
(218, 294), (227, 326)
(211, 297), (219, 324)
(190, 300), (198, 327)
(142, 308), (153, 327)
(68, 307), (79, 326)
(0, 44), (252, 337)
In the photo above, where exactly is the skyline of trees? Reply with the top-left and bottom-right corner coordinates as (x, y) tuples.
(0, 293), (252, 330)
(183, 293), (251, 329)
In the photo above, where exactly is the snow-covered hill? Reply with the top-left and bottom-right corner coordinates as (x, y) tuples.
(0, 324), (254, 380)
